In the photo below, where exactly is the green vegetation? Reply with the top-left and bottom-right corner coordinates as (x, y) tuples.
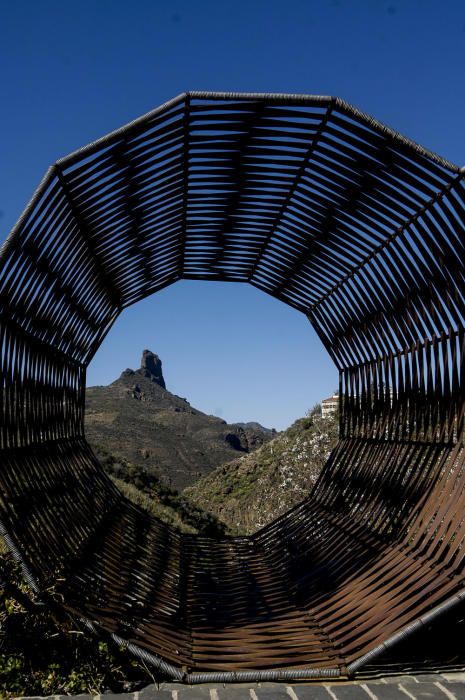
(185, 405), (339, 535)
(94, 406), (339, 539)
(95, 446), (227, 536)
(0, 556), (154, 698)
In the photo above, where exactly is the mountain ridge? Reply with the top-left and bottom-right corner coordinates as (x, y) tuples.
(85, 350), (273, 490)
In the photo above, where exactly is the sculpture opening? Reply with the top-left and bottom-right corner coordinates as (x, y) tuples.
(1, 92), (465, 682)
(84, 280), (335, 499)
(85, 279), (333, 430)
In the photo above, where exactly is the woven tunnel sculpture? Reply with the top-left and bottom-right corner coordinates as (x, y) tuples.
(2, 91), (465, 682)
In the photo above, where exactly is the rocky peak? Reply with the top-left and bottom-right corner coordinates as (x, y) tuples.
(136, 349), (166, 389)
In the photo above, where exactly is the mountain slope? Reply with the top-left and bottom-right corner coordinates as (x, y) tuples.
(92, 446), (227, 536)
(185, 408), (339, 534)
(85, 350), (272, 490)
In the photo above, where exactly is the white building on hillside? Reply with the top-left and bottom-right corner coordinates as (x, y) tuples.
(321, 393), (339, 418)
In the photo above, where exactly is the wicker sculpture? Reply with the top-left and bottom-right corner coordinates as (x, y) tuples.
(1, 92), (465, 682)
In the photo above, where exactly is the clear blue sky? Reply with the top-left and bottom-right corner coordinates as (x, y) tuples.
(2, 0), (465, 430)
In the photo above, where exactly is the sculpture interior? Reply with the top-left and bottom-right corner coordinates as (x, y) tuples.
(1, 92), (465, 682)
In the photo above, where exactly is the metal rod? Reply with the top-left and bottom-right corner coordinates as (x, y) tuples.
(347, 589), (465, 675)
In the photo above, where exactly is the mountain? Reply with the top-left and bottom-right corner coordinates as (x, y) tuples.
(185, 407), (339, 535)
(235, 422), (276, 437)
(94, 449), (227, 536)
(85, 350), (338, 535)
(85, 350), (272, 491)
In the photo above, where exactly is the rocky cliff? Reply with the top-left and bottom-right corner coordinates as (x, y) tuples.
(85, 350), (272, 491)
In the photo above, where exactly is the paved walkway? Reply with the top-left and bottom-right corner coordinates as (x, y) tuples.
(16, 672), (465, 700)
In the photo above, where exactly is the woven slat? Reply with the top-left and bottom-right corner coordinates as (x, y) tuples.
(1, 92), (465, 680)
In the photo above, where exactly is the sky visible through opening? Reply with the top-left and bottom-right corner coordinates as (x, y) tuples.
(87, 281), (337, 431)
(2, 0), (465, 429)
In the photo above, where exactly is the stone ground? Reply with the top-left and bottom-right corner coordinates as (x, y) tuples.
(15, 672), (465, 700)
